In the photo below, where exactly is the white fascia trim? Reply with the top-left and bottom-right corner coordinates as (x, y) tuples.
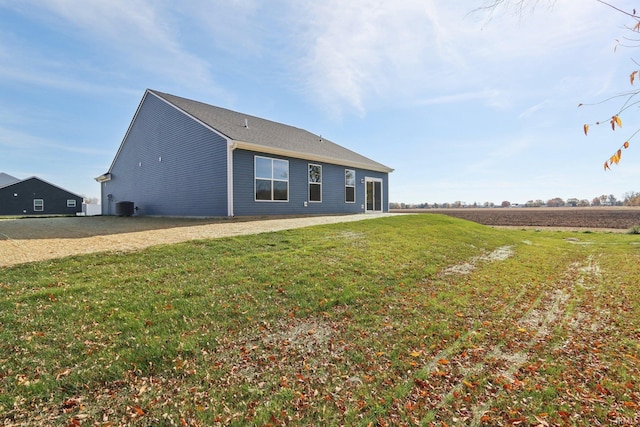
(149, 90), (231, 141)
(106, 90), (152, 173)
(232, 141), (394, 173)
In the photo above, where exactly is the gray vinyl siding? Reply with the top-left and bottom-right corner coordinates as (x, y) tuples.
(232, 149), (388, 216)
(0, 178), (83, 216)
(102, 93), (228, 216)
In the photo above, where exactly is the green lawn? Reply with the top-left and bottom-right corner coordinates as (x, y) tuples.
(1, 214), (639, 426)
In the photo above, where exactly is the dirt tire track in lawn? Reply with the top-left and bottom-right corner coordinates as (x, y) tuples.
(441, 245), (515, 276)
(400, 244), (606, 424)
(396, 245), (527, 421)
(547, 254), (640, 426)
(465, 286), (574, 425)
(463, 254), (603, 425)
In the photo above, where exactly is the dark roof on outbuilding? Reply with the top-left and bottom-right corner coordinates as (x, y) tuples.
(0, 175), (82, 198)
(0, 172), (20, 188)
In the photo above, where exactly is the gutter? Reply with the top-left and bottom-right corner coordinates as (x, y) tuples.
(227, 141), (237, 217)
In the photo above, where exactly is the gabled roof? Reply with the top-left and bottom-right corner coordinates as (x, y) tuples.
(0, 175), (82, 198)
(0, 172), (20, 188)
(148, 90), (393, 173)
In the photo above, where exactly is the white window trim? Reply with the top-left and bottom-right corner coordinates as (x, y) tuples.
(345, 169), (356, 203)
(308, 163), (322, 203)
(67, 199), (77, 208)
(34, 199), (44, 212)
(254, 155), (289, 202)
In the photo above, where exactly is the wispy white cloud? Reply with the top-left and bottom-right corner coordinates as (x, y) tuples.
(0, 125), (111, 155)
(2, 0), (627, 117)
(281, 0), (630, 117)
(0, 62), (137, 96)
(518, 100), (550, 119)
(282, 0), (440, 116)
(417, 89), (505, 107)
(0, 0), (225, 96)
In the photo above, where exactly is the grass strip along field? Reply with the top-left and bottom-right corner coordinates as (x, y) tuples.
(1, 214), (639, 426)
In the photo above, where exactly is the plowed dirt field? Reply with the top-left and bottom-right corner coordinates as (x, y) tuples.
(397, 207), (640, 231)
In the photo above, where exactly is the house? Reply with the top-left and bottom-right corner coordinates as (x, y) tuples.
(96, 89), (393, 217)
(0, 174), (84, 216)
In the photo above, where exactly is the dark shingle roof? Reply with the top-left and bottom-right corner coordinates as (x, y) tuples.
(149, 90), (392, 173)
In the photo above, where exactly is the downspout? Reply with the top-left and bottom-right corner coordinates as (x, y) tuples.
(227, 141), (237, 217)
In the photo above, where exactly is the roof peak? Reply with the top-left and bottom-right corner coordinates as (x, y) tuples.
(146, 89), (393, 173)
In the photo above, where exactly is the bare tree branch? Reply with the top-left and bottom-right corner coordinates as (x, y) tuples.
(595, 0), (638, 19)
(474, 0), (640, 169)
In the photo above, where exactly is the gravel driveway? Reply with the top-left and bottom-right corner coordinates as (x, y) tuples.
(0, 214), (392, 267)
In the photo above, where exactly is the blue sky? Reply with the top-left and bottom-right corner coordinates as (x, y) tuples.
(1, 0), (639, 205)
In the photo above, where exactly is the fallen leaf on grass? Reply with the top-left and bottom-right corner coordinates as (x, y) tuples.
(533, 414), (549, 426)
(414, 378), (429, 388)
(56, 368), (71, 380)
(62, 398), (82, 413)
(131, 406), (145, 416)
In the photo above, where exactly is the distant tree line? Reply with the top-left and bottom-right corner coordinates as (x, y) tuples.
(391, 192), (640, 209)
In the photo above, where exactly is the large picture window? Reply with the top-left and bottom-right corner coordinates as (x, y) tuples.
(255, 156), (289, 201)
(308, 164), (322, 202)
(345, 169), (356, 203)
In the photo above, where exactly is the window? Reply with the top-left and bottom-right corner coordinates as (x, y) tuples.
(345, 169), (356, 203)
(308, 164), (322, 202)
(34, 199), (44, 211)
(255, 156), (289, 201)
(67, 199), (77, 208)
